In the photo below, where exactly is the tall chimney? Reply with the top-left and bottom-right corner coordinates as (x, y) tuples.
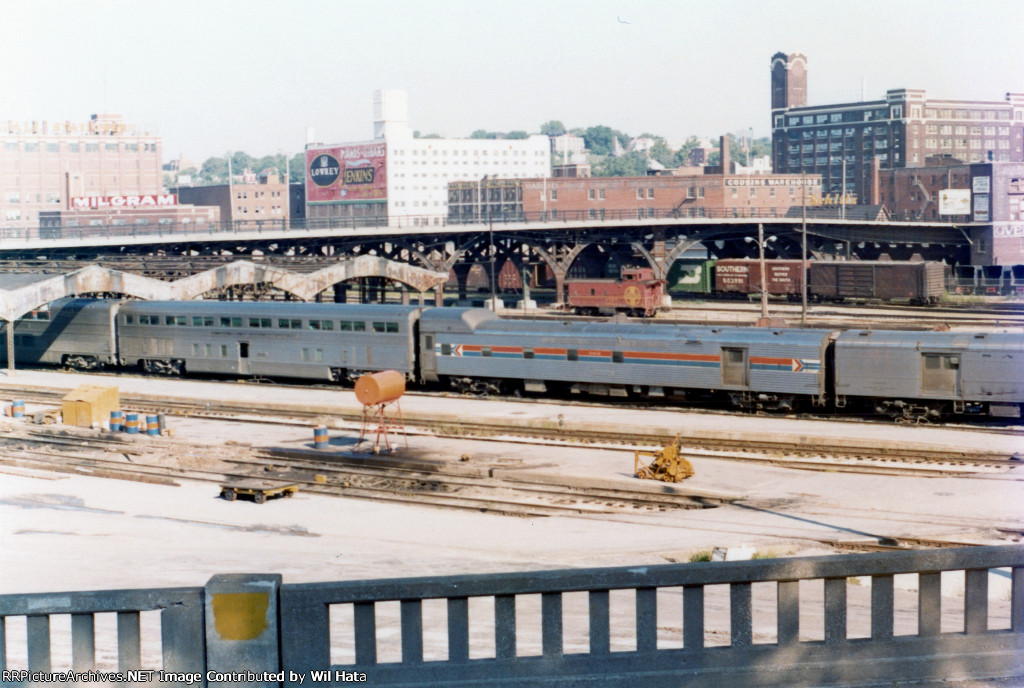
(720, 135), (731, 174)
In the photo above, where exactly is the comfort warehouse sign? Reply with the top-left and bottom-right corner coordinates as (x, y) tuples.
(71, 194), (178, 209)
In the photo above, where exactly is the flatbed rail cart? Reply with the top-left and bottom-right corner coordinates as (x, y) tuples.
(219, 479), (299, 504)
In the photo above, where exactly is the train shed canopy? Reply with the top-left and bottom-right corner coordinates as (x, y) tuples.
(0, 257), (449, 323)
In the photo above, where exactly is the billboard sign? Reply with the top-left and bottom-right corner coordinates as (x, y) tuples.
(70, 194), (177, 209)
(306, 143), (386, 203)
(973, 194), (990, 222)
(938, 189), (971, 215)
(972, 176), (991, 194)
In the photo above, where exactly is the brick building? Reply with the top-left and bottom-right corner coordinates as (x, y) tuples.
(770, 52), (1024, 205)
(0, 113), (162, 237)
(178, 170), (289, 229)
(518, 172), (820, 221)
(873, 160), (1024, 265)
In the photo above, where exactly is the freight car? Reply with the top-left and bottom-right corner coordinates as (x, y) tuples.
(665, 259), (949, 305)
(808, 260), (946, 305)
(713, 259), (806, 298)
(565, 267), (668, 317)
(5, 299), (1022, 420)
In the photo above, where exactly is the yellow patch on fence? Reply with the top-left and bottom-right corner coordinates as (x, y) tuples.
(211, 592), (269, 640)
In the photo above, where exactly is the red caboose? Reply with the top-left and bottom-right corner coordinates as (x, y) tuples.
(566, 267), (668, 317)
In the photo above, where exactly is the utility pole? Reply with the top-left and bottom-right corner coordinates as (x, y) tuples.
(757, 222), (768, 320)
(801, 171), (808, 326)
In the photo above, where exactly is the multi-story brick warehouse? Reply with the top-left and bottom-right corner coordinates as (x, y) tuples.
(0, 113), (162, 236)
(770, 52), (1024, 205)
(873, 161), (1024, 265)
(517, 174), (820, 221)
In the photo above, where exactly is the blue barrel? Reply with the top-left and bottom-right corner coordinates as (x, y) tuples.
(12, 400), (24, 419)
(146, 415), (159, 436)
(109, 410), (124, 432)
(313, 425), (329, 449)
(125, 412), (140, 434)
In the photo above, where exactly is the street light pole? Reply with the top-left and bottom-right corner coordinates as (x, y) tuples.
(757, 222), (768, 320)
(801, 171), (808, 327)
(841, 157), (847, 221)
(488, 210), (497, 311)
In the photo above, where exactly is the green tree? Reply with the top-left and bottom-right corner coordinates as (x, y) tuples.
(506, 130), (529, 139)
(539, 120), (566, 136)
(592, 152), (648, 177)
(583, 125), (628, 156)
(671, 136), (702, 167)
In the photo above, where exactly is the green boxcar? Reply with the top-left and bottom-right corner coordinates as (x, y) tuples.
(667, 258), (715, 295)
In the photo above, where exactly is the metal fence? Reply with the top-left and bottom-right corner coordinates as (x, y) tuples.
(1, 545), (1021, 687)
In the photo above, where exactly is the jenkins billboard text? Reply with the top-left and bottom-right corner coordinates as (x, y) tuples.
(306, 142), (387, 203)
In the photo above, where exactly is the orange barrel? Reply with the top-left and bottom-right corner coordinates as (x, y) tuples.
(146, 415), (159, 436)
(125, 412), (140, 434)
(109, 410), (123, 432)
(313, 425), (329, 449)
(354, 370), (406, 406)
(12, 400), (25, 419)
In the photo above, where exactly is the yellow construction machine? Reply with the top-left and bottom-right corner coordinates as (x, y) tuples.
(634, 434), (695, 483)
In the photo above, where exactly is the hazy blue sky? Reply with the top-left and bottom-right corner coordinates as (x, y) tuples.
(2, 0), (1021, 162)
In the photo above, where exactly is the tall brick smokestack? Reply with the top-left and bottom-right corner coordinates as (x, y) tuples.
(720, 135), (730, 174)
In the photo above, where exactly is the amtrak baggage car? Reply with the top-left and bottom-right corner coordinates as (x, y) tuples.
(420, 308), (831, 410)
(117, 301), (423, 381)
(834, 329), (1024, 418)
(1, 299), (119, 369)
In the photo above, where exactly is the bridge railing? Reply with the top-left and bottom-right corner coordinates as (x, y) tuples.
(0, 585), (204, 682)
(278, 545), (1024, 687)
(1, 546), (1021, 687)
(1, 205), (967, 245)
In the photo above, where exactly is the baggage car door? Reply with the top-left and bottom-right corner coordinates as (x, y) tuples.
(721, 347), (749, 387)
(920, 352), (960, 397)
(237, 341), (250, 375)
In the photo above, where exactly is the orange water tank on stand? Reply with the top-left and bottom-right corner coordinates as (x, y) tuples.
(354, 370), (406, 406)
(354, 370), (408, 453)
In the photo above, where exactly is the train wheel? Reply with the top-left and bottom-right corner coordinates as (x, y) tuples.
(254, 492), (266, 504)
(221, 488), (237, 501)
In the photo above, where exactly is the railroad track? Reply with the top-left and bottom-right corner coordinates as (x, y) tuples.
(3, 385), (1020, 477)
(0, 428), (723, 518)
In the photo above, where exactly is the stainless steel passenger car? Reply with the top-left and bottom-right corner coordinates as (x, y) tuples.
(117, 301), (423, 381)
(419, 308), (832, 410)
(0, 299), (119, 369)
(834, 329), (1024, 419)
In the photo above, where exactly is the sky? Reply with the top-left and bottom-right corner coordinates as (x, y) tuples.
(1, 0), (1022, 163)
